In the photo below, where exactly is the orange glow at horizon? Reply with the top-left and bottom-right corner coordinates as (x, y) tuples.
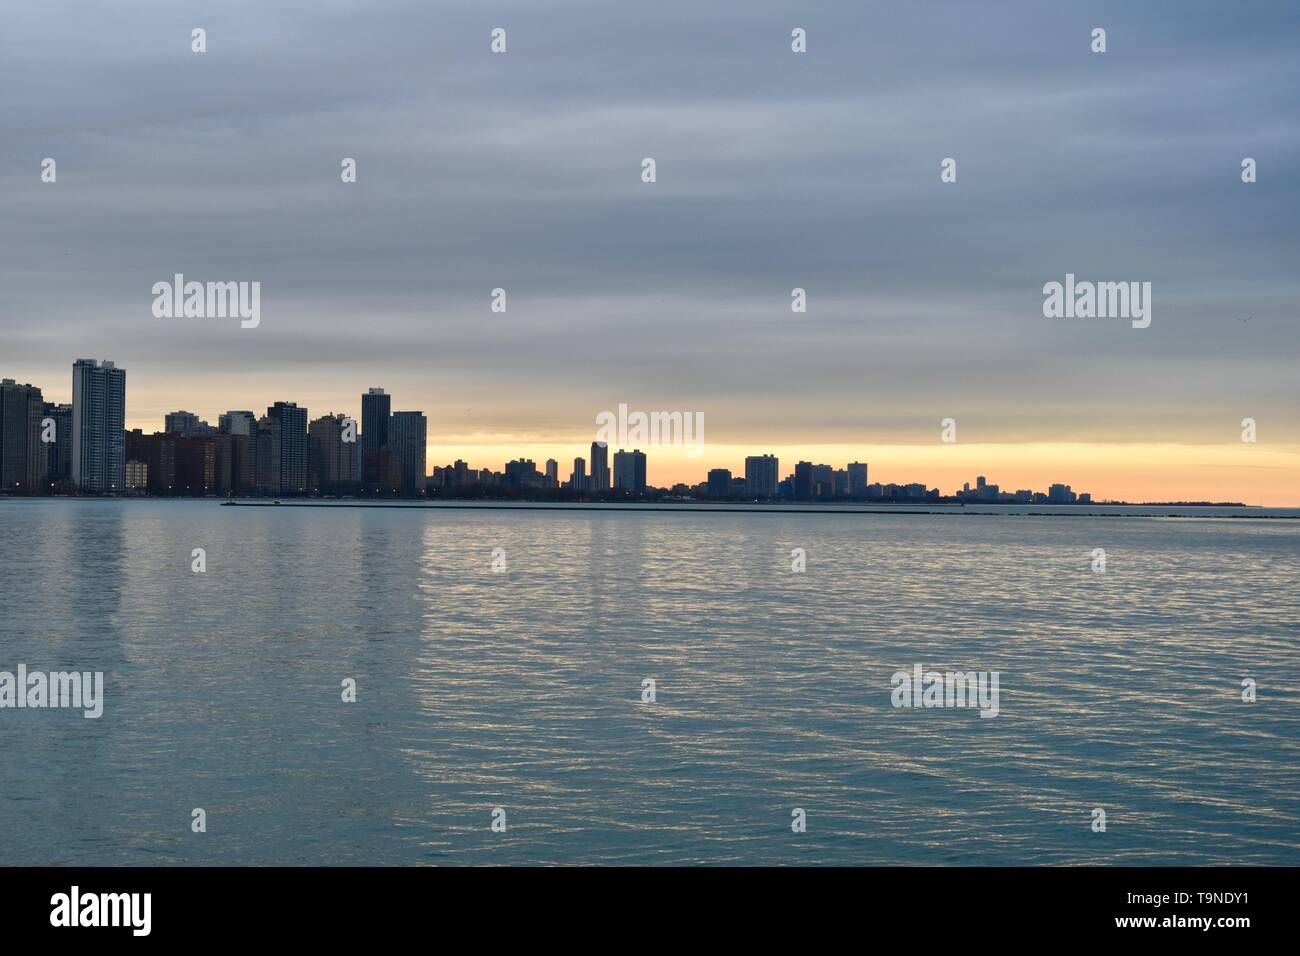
(419, 441), (1300, 507)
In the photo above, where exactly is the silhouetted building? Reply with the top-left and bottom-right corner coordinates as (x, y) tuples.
(590, 441), (610, 491)
(214, 431), (255, 496)
(848, 462), (868, 497)
(308, 414), (359, 495)
(1048, 483), (1076, 504)
(42, 401), (72, 489)
(361, 387), (390, 489)
(174, 435), (216, 495)
(505, 458), (544, 488)
(613, 448), (646, 494)
(745, 454), (779, 498)
(570, 456), (586, 491)
(254, 416), (279, 494)
(0, 379), (45, 492)
(812, 464), (835, 497)
(707, 468), (732, 498)
(165, 411), (215, 437)
(388, 411), (427, 496)
(793, 461), (813, 499)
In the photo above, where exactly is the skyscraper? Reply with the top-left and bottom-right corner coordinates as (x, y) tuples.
(0, 378), (45, 492)
(254, 416), (279, 495)
(811, 464), (835, 498)
(361, 388), (391, 490)
(308, 413), (360, 495)
(361, 388), (390, 454)
(612, 448), (647, 494)
(388, 411), (427, 496)
(847, 462), (868, 497)
(793, 461), (813, 500)
(216, 411), (257, 495)
(570, 456), (586, 491)
(590, 440), (610, 491)
(71, 359), (126, 493)
(545, 458), (558, 488)
(744, 454), (779, 498)
(268, 402), (308, 495)
(43, 402), (72, 488)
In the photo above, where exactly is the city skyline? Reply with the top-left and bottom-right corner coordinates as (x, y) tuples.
(3, 2), (1297, 505)
(1, 357), (1286, 504)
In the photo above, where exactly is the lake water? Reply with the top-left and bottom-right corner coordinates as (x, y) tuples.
(2, 498), (1297, 865)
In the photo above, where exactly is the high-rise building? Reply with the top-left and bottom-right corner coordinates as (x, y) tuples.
(361, 387), (390, 452)
(164, 411), (214, 437)
(744, 454), (779, 498)
(545, 458), (558, 488)
(255, 416), (280, 494)
(213, 411), (257, 495)
(174, 436), (216, 495)
(612, 448), (647, 494)
(847, 462), (868, 497)
(570, 457), (586, 491)
(361, 388), (392, 490)
(388, 411), (427, 496)
(308, 413), (360, 495)
(1048, 483), (1076, 504)
(813, 464), (835, 497)
(590, 441), (610, 491)
(707, 468), (732, 498)
(42, 402), (72, 489)
(268, 402), (307, 495)
(0, 379), (45, 492)
(793, 461), (814, 500)
(219, 410), (257, 436)
(71, 359), (126, 493)
(504, 458), (543, 488)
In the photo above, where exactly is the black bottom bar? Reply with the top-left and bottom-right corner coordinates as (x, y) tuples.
(0, 866), (1279, 941)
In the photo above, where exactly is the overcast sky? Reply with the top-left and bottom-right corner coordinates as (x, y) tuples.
(1, 1), (1297, 494)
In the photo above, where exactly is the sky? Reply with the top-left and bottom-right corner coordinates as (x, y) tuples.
(1, 1), (1297, 501)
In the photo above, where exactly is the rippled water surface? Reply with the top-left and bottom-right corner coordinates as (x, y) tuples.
(2, 499), (1298, 865)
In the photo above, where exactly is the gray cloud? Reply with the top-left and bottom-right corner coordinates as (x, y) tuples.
(1, 0), (1297, 444)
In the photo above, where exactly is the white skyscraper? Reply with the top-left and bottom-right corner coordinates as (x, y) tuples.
(71, 359), (126, 493)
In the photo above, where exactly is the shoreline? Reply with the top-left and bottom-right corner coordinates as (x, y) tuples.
(202, 501), (1295, 518)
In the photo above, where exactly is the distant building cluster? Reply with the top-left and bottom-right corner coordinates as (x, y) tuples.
(955, 475), (1092, 505)
(2, 359), (1088, 505)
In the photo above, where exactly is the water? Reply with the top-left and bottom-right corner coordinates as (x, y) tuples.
(2, 498), (1297, 865)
